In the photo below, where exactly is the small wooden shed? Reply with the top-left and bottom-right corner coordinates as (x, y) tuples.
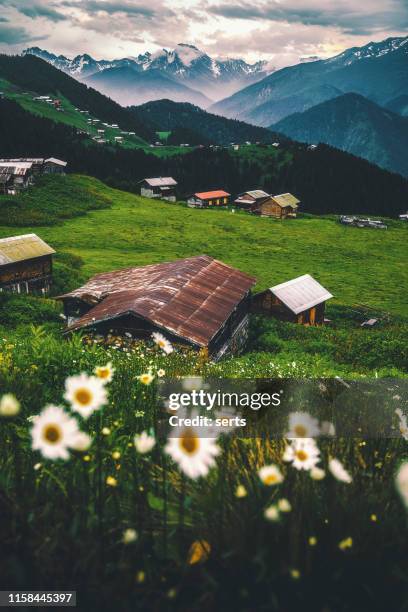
(43, 158), (67, 174)
(234, 190), (270, 210)
(253, 274), (333, 325)
(252, 193), (300, 218)
(187, 190), (231, 208)
(139, 177), (178, 202)
(0, 234), (55, 294)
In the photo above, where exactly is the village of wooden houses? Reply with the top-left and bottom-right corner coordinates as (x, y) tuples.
(1, 154), (336, 360)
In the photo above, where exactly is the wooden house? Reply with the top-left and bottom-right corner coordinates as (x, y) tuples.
(0, 234), (55, 294)
(139, 177), (178, 202)
(187, 190), (231, 208)
(43, 158), (67, 174)
(58, 255), (256, 361)
(252, 274), (333, 326)
(234, 190), (270, 210)
(252, 193), (300, 218)
(0, 162), (34, 193)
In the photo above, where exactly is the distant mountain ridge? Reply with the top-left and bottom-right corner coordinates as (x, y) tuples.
(24, 44), (273, 107)
(210, 35), (408, 125)
(272, 93), (408, 177)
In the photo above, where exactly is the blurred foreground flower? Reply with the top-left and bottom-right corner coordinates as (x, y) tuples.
(94, 362), (115, 383)
(165, 428), (220, 479)
(122, 528), (138, 544)
(258, 464), (284, 486)
(395, 409), (408, 441)
(283, 438), (320, 471)
(64, 373), (107, 419)
(134, 431), (156, 454)
(310, 466), (326, 480)
(235, 484), (247, 498)
(71, 431), (92, 452)
(395, 462), (408, 508)
(0, 393), (20, 417)
(329, 458), (353, 484)
(139, 371), (154, 386)
(187, 540), (211, 565)
(338, 537), (353, 551)
(278, 498), (292, 513)
(106, 476), (118, 487)
(264, 505), (280, 521)
(287, 411), (319, 438)
(31, 405), (83, 460)
(152, 332), (173, 355)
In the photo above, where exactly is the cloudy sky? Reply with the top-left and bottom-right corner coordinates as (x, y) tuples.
(0, 0), (407, 67)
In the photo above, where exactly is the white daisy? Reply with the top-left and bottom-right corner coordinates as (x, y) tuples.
(258, 464), (284, 486)
(64, 373), (107, 419)
(94, 362), (115, 384)
(287, 411), (320, 439)
(71, 431), (92, 452)
(157, 369), (166, 378)
(328, 458), (353, 484)
(395, 462), (408, 508)
(152, 332), (173, 354)
(0, 393), (20, 417)
(31, 405), (81, 460)
(264, 505), (280, 521)
(283, 438), (321, 471)
(165, 428), (220, 479)
(134, 431), (156, 454)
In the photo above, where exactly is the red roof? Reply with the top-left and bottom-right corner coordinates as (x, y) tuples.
(194, 190), (231, 200)
(59, 256), (256, 347)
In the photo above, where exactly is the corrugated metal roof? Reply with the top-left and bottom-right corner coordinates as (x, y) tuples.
(61, 255), (256, 347)
(194, 190), (231, 200)
(272, 193), (300, 208)
(141, 177), (177, 187)
(45, 158), (67, 166)
(0, 234), (55, 266)
(245, 190), (270, 199)
(0, 158), (43, 163)
(0, 162), (33, 176)
(269, 274), (333, 314)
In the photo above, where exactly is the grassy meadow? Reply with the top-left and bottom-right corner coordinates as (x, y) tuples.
(0, 175), (407, 610)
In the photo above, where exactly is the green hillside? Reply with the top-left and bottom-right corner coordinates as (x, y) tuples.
(0, 174), (407, 317)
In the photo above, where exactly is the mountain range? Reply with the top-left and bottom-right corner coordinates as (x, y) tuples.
(24, 44), (273, 107)
(210, 36), (408, 126)
(272, 93), (408, 177)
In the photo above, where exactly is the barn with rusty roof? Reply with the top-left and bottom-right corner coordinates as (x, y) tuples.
(0, 234), (55, 294)
(59, 255), (256, 360)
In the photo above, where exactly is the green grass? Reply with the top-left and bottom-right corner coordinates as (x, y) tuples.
(0, 174), (406, 316)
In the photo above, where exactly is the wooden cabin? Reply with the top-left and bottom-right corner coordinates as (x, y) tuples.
(59, 255), (256, 361)
(253, 274), (333, 326)
(0, 234), (55, 294)
(252, 193), (300, 218)
(139, 177), (178, 202)
(234, 190), (270, 210)
(0, 162), (34, 194)
(187, 190), (231, 208)
(43, 158), (67, 174)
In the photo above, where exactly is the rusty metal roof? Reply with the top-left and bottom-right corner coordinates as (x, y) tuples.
(0, 234), (55, 266)
(60, 255), (256, 347)
(269, 274), (333, 314)
(194, 190), (231, 200)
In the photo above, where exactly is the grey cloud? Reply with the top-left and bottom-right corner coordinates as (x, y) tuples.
(208, 1), (408, 35)
(61, 0), (157, 19)
(0, 24), (47, 44)
(0, 17), (8, 22)
(18, 3), (67, 22)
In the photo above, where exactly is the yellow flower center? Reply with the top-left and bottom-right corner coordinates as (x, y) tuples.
(264, 473), (278, 485)
(179, 430), (199, 455)
(74, 388), (93, 406)
(158, 340), (166, 348)
(140, 375), (151, 385)
(98, 368), (110, 379)
(43, 424), (62, 444)
(294, 424), (307, 437)
(296, 449), (308, 462)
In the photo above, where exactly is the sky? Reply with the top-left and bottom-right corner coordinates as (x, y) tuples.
(0, 0), (407, 68)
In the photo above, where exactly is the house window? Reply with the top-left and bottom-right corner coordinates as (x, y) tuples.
(208, 200), (213, 205)
(224, 198), (228, 204)
(216, 199), (220, 205)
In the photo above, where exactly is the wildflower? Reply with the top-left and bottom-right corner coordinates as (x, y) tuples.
(187, 540), (211, 565)
(152, 332), (173, 355)
(308, 536), (317, 546)
(139, 371), (154, 386)
(31, 405), (82, 460)
(157, 369), (166, 378)
(165, 428), (220, 479)
(287, 411), (320, 438)
(395, 462), (408, 508)
(258, 464), (284, 486)
(136, 571), (145, 583)
(278, 498), (292, 513)
(94, 362), (115, 383)
(283, 438), (321, 471)
(64, 373), (107, 419)
(310, 466), (326, 480)
(122, 528), (138, 544)
(134, 431), (156, 454)
(264, 505), (280, 521)
(0, 393), (20, 417)
(290, 569), (301, 580)
(33, 463), (42, 471)
(329, 458), (353, 484)
(112, 451), (121, 460)
(338, 537), (353, 551)
(71, 431), (92, 452)
(102, 427), (111, 436)
(106, 476), (118, 487)
(370, 514), (377, 522)
(235, 484), (247, 498)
